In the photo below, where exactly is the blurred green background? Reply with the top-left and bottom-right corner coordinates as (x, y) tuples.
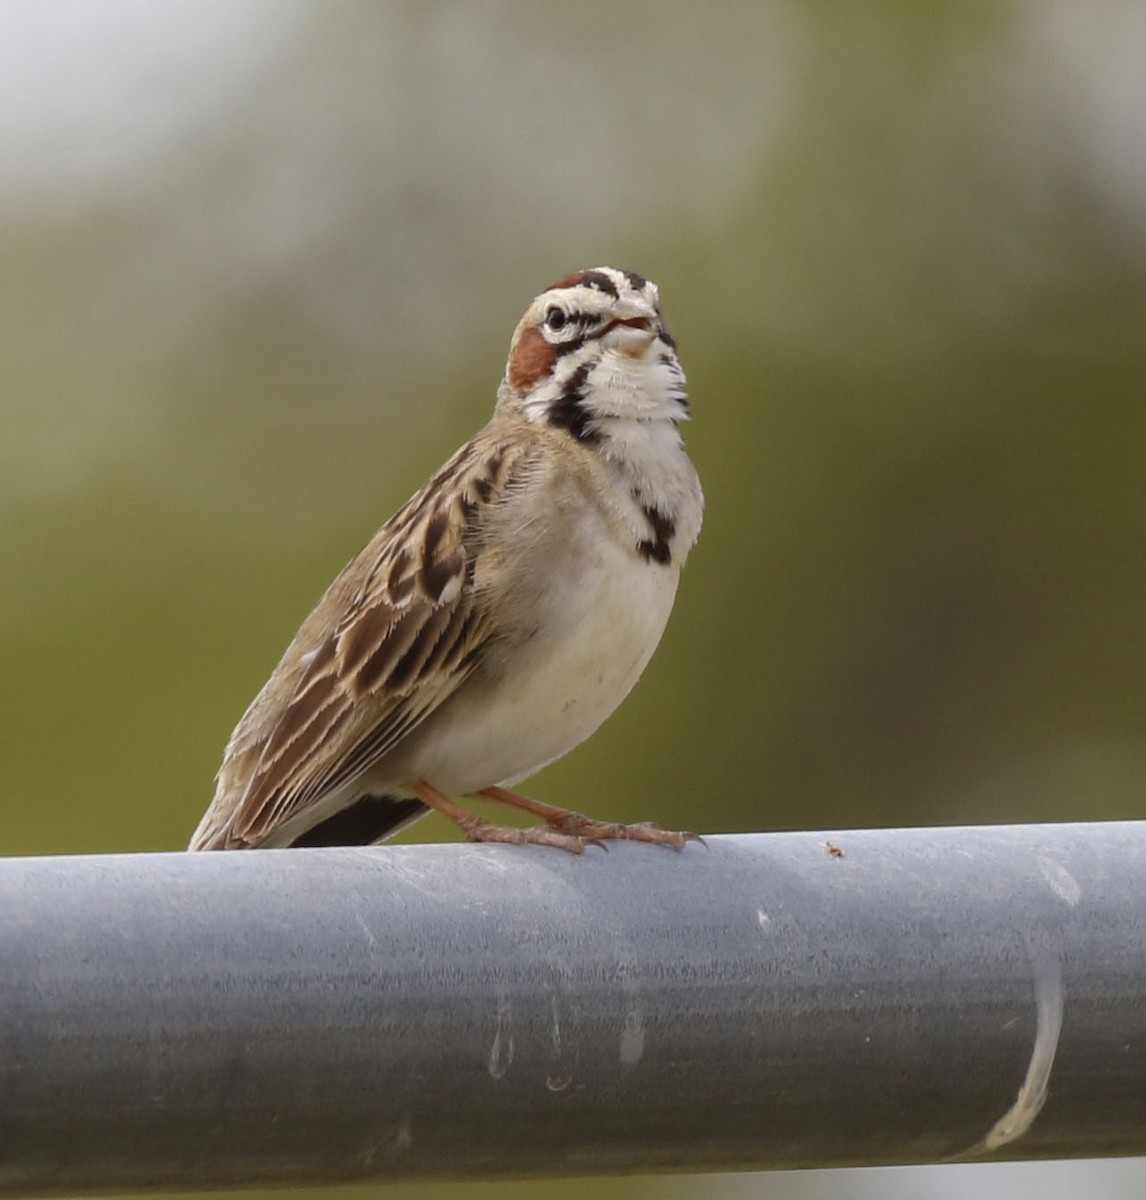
(3, 3), (1145, 1198)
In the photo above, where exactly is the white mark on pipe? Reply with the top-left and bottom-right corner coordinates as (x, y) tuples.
(545, 995), (574, 1090)
(354, 913), (378, 949)
(488, 996), (514, 1080)
(550, 994), (562, 1058)
(358, 1118), (412, 1166)
(610, 933), (646, 1067)
(1037, 856), (1082, 908)
(756, 908), (770, 928)
(954, 949), (1064, 1159)
(620, 1007), (645, 1065)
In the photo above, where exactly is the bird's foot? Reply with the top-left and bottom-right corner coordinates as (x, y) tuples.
(408, 779), (700, 854)
(454, 813), (602, 855)
(547, 814), (699, 850)
(476, 786), (700, 851)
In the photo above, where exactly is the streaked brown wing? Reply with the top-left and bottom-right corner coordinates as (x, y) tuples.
(234, 595), (491, 846)
(196, 435), (523, 849)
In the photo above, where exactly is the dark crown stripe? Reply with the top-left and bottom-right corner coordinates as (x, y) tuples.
(578, 270), (619, 297)
(547, 268), (619, 294)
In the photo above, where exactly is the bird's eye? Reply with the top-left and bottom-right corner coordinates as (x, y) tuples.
(545, 305), (568, 332)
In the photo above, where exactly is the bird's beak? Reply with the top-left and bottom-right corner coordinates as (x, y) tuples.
(604, 291), (658, 354)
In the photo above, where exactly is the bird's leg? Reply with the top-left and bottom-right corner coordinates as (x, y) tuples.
(407, 780), (595, 854)
(475, 785), (699, 851)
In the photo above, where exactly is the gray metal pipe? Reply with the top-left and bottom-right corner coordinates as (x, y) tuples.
(1, 823), (1144, 1194)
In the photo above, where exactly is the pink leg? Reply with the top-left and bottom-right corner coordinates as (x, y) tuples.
(476, 786), (700, 851)
(408, 780), (596, 854)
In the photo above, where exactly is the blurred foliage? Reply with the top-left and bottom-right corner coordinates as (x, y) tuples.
(2, 2), (1146, 1198)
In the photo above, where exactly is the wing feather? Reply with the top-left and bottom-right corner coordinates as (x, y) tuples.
(191, 435), (524, 850)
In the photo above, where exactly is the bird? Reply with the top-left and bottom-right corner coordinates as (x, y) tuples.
(189, 267), (703, 854)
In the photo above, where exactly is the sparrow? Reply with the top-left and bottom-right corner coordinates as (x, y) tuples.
(189, 267), (703, 853)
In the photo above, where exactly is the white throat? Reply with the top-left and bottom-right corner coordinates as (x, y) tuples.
(525, 340), (703, 554)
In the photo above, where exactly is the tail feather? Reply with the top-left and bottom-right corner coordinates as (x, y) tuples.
(189, 792), (428, 850)
(289, 794), (427, 847)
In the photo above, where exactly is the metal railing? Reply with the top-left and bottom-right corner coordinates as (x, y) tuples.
(2, 821), (1144, 1194)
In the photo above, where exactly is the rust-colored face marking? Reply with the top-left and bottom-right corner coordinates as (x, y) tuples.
(507, 322), (556, 392)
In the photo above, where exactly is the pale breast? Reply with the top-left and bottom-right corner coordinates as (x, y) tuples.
(371, 482), (683, 797)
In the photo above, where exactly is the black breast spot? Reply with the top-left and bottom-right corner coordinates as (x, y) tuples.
(637, 504), (675, 566)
